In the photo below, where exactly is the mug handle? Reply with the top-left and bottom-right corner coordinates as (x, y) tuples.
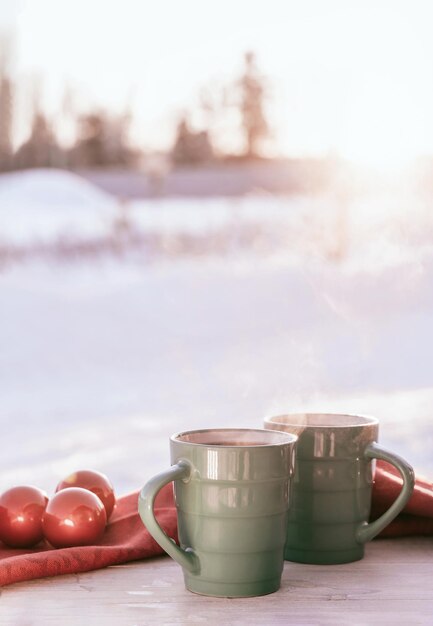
(138, 460), (199, 574)
(356, 442), (415, 544)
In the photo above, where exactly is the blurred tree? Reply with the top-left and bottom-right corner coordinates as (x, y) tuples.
(0, 35), (14, 171)
(14, 87), (63, 169)
(69, 109), (138, 168)
(73, 113), (106, 166)
(202, 51), (271, 159)
(171, 115), (214, 166)
(14, 112), (62, 169)
(238, 51), (269, 158)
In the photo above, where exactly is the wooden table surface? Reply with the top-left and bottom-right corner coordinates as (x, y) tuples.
(1, 537), (432, 626)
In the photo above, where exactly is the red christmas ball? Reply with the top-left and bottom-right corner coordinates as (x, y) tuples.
(55, 470), (116, 519)
(42, 487), (107, 548)
(0, 485), (48, 548)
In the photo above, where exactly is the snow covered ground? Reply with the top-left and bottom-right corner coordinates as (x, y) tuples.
(0, 169), (432, 495)
(0, 169), (118, 247)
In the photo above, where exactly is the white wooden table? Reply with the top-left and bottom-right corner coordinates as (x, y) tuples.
(1, 537), (432, 625)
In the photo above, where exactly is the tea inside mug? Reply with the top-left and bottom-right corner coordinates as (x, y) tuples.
(266, 413), (378, 428)
(203, 441), (276, 446)
(174, 428), (294, 447)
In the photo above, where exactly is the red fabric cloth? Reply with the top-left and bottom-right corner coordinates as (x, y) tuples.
(0, 484), (177, 587)
(371, 460), (433, 537)
(0, 460), (432, 586)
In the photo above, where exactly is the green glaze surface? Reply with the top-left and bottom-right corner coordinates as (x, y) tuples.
(264, 413), (414, 565)
(138, 428), (297, 597)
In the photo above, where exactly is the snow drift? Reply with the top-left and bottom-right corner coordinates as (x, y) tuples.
(0, 169), (118, 247)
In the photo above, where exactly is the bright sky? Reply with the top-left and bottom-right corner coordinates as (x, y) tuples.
(2, 0), (433, 165)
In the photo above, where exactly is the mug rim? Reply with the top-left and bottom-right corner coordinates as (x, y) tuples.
(264, 412), (379, 429)
(171, 427), (298, 448)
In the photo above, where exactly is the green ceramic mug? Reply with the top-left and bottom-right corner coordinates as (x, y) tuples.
(264, 413), (415, 565)
(138, 428), (297, 597)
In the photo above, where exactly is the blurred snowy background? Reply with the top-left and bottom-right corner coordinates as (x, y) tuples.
(1, 0), (433, 495)
(1, 167), (433, 494)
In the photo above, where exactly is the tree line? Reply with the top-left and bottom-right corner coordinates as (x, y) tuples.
(0, 49), (271, 172)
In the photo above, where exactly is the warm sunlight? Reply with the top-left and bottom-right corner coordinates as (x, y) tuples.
(335, 69), (429, 170)
(3, 0), (433, 162)
(1, 1), (433, 619)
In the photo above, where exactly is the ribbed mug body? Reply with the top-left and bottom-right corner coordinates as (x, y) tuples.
(265, 414), (378, 564)
(170, 429), (296, 597)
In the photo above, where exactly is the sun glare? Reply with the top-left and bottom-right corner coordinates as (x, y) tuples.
(336, 75), (425, 171)
(3, 0), (433, 165)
